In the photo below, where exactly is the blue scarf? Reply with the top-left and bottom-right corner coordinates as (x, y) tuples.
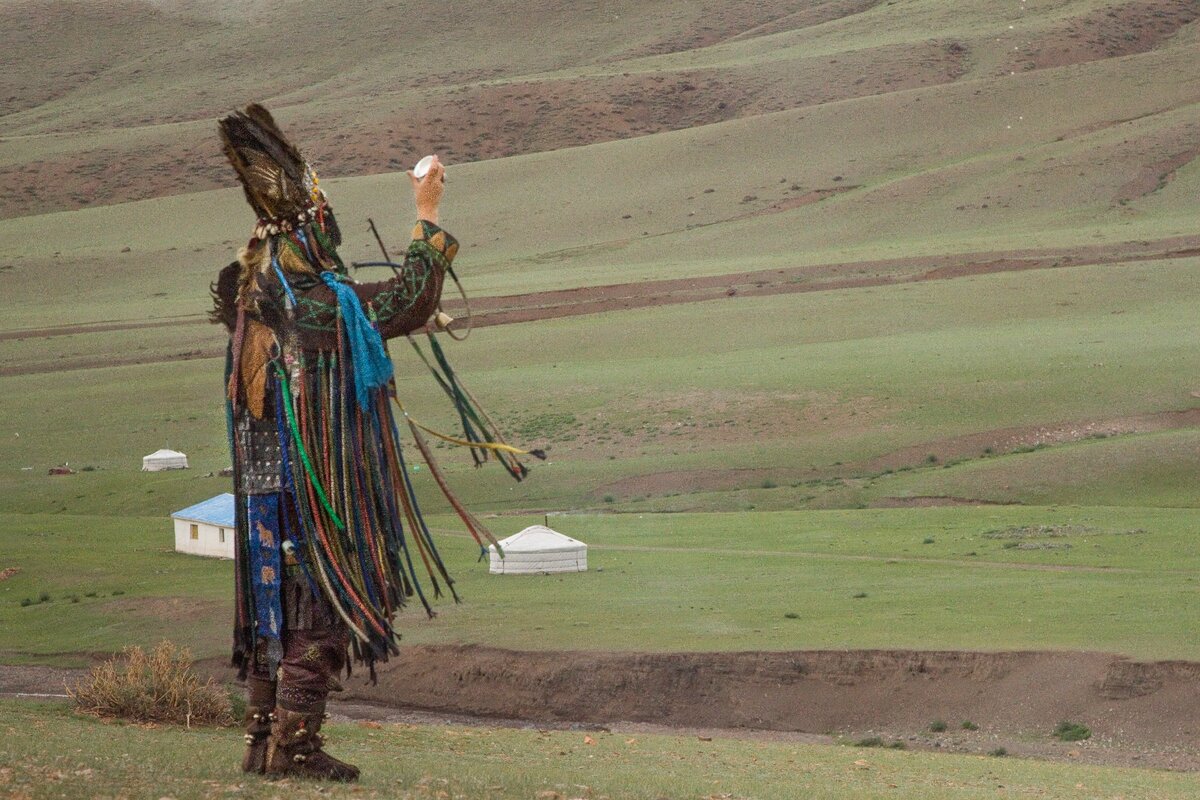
(321, 271), (394, 409)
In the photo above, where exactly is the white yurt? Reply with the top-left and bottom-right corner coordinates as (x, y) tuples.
(489, 525), (587, 575)
(142, 448), (188, 471)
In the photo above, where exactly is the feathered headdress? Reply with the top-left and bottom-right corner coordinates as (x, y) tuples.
(218, 103), (338, 244)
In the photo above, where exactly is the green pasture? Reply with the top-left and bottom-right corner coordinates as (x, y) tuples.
(861, 429), (1200, 509)
(403, 506), (1200, 659)
(4, 699), (1199, 800)
(0, 513), (230, 663)
(4, 251), (1198, 669)
(3, 505), (1199, 663)
(2, 255), (1198, 520)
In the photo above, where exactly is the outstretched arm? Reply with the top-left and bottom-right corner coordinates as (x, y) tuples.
(291, 220), (457, 345)
(292, 156), (456, 346)
(352, 219), (457, 340)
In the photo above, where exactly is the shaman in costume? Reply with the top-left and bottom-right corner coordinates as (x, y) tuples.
(212, 105), (510, 781)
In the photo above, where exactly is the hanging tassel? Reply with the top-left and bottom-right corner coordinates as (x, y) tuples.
(276, 364), (346, 531)
(406, 332), (544, 480)
(406, 416), (544, 461)
(396, 397), (502, 557)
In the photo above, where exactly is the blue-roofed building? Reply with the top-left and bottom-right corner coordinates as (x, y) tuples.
(171, 493), (235, 559)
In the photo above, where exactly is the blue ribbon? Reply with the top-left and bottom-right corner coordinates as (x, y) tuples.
(321, 271), (394, 409)
(270, 241), (298, 309)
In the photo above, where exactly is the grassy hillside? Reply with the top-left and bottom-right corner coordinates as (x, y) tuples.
(3, 0), (1195, 219)
(3, 252), (1197, 518)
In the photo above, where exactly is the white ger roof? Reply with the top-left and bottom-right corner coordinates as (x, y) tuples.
(490, 525), (586, 554)
(144, 449), (187, 459)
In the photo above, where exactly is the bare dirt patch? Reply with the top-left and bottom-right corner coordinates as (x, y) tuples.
(0, 17), (967, 216)
(863, 407), (1200, 478)
(595, 468), (777, 500)
(445, 235), (1200, 332)
(872, 495), (1014, 508)
(2, 0), (1193, 217)
(0, 315), (210, 342)
(0, 348), (224, 378)
(1013, 0), (1200, 73)
(0, 39), (963, 217)
(98, 596), (226, 628)
(1116, 145), (1200, 203)
(0, 664), (81, 697)
(544, 388), (867, 466)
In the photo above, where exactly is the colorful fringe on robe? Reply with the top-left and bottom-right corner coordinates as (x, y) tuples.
(217, 103), (542, 681)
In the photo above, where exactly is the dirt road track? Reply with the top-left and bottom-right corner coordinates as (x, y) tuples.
(444, 236), (1200, 329)
(3, 237), (1198, 379)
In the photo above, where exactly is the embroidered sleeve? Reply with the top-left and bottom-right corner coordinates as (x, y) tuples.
(293, 220), (456, 347)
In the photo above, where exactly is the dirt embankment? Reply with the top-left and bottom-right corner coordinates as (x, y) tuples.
(340, 645), (1200, 768)
(10, 646), (1200, 769)
(339, 646), (1200, 752)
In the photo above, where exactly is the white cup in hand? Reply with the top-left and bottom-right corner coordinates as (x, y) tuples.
(413, 155), (436, 179)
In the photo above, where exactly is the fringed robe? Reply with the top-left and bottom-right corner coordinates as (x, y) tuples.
(218, 220), (459, 679)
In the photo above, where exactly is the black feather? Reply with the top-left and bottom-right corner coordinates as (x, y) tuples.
(218, 103), (313, 220)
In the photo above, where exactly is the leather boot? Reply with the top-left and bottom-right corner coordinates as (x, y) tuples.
(241, 677), (276, 774)
(265, 706), (359, 781)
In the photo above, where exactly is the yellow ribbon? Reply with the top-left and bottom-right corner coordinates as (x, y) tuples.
(393, 401), (538, 457)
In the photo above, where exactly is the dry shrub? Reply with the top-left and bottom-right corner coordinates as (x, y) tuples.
(69, 641), (235, 727)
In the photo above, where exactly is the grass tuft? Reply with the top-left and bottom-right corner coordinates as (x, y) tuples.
(929, 720), (948, 732)
(849, 736), (906, 749)
(69, 641), (234, 727)
(1053, 721), (1092, 742)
